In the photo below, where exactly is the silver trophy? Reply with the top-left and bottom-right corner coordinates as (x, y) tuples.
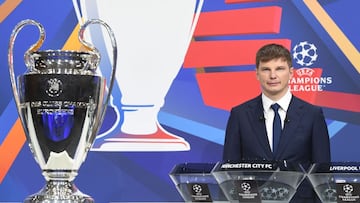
(8, 19), (117, 202)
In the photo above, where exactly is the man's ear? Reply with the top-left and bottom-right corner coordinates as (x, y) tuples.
(289, 67), (294, 79)
(255, 67), (260, 80)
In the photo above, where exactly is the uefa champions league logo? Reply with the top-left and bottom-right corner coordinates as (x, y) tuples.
(292, 41), (318, 66)
(192, 184), (203, 193)
(46, 78), (63, 97)
(335, 183), (360, 202)
(236, 180), (261, 202)
(289, 41), (333, 93)
(343, 184), (353, 194)
(188, 183), (212, 202)
(241, 182), (252, 192)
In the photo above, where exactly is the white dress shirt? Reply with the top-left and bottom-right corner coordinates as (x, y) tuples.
(262, 90), (292, 151)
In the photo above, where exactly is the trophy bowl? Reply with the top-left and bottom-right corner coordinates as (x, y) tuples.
(308, 162), (360, 203)
(212, 161), (306, 202)
(8, 19), (117, 202)
(169, 162), (228, 202)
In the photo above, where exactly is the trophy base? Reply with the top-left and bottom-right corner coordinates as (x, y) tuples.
(92, 137), (190, 151)
(24, 180), (94, 203)
(91, 126), (190, 151)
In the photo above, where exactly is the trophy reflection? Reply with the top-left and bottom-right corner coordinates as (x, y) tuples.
(74, 0), (203, 151)
(8, 19), (117, 202)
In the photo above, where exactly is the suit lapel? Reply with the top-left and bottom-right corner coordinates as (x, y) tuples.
(248, 96), (273, 159)
(275, 96), (305, 159)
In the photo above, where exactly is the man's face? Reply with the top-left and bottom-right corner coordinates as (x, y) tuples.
(256, 58), (293, 100)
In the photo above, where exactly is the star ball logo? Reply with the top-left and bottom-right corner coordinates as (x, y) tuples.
(290, 41), (333, 93)
(293, 41), (318, 66)
(188, 183), (212, 202)
(241, 182), (252, 192)
(192, 184), (203, 193)
(343, 184), (353, 194)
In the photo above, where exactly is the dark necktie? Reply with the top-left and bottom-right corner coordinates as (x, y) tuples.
(271, 103), (281, 154)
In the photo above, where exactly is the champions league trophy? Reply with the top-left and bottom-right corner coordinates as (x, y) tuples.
(73, 0), (203, 151)
(8, 19), (117, 202)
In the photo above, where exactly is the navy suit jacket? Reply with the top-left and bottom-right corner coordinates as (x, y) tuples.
(223, 95), (331, 202)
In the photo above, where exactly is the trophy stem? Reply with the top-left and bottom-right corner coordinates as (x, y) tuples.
(24, 180), (94, 203)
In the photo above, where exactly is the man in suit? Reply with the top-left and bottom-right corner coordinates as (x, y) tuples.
(222, 43), (331, 202)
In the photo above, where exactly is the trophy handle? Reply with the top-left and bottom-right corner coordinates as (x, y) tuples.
(8, 19), (45, 108)
(78, 19), (118, 124)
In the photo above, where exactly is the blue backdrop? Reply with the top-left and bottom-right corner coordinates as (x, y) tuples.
(0, 0), (359, 202)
